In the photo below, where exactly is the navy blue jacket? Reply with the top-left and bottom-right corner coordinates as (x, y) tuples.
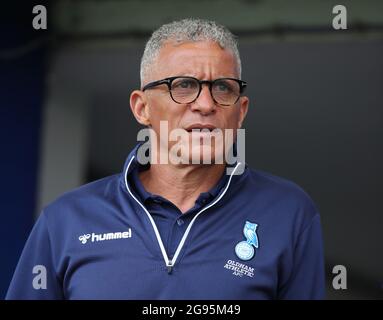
(6, 144), (325, 299)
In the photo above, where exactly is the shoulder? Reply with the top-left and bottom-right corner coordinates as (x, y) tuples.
(249, 168), (314, 200)
(42, 174), (120, 223)
(240, 167), (320, 227)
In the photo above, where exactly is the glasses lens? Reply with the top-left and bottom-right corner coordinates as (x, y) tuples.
(212, 79), (241, 105)
(170, 78), (199, 103)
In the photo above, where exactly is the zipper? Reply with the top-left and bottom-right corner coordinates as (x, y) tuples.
(124, 156), (242, 274)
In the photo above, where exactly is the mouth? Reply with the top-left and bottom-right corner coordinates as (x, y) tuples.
(184, 124), (218, 132)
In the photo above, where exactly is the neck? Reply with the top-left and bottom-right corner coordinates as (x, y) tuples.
(139, 163), (226, 213)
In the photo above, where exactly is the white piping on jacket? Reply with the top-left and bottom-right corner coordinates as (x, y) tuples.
(124, 155), (241, 273)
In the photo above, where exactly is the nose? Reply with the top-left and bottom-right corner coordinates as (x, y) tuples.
(190, 84), (216, 115)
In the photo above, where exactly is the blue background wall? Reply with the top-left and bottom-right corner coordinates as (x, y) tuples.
(0, 2), (48, 298)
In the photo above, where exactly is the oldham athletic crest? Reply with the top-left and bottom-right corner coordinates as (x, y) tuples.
(235, 221), (259, 261)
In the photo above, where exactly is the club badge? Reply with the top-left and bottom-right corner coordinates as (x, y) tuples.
(235, 221), (259, 261)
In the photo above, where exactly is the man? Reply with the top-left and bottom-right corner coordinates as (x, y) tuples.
(7, 18), (325, 299)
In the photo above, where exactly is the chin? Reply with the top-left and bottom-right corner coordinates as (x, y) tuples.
(189, 144), (224, 165)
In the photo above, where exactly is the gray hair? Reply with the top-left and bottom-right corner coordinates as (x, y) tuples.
(140, 18), (242, 86)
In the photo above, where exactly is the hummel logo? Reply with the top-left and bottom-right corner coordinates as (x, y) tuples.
(79, 234), (91, 244)
(78, 229), (132, 244)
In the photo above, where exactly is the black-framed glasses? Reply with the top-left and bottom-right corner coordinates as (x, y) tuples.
(142, 76), (247, 106)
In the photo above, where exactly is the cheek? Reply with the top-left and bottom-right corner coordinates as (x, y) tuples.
(148, 102), (185, 132)
(221, 108), (240, 129)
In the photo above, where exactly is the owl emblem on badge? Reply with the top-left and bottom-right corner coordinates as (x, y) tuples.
(235, 221), (259, 261)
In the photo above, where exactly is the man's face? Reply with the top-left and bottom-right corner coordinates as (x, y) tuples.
(135, 40), (249, 164)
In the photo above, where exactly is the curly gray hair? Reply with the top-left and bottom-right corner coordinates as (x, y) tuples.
(140, 18), (242, 86)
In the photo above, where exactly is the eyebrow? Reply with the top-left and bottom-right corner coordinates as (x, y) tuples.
(174, 74), (238, 79)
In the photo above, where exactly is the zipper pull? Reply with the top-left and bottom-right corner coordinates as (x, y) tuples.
(167, 262), (173, 274)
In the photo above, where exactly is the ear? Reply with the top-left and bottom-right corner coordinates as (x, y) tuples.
(237, 96), (249, 128)
(130, 90), (151, 126)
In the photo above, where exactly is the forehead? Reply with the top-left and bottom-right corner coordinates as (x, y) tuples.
(154, 40), (238, 78)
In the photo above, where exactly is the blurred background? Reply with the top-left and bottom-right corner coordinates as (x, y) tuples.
(1, 0), (382, 299)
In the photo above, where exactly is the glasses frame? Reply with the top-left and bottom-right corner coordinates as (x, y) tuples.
(142, 76), (247, 106)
